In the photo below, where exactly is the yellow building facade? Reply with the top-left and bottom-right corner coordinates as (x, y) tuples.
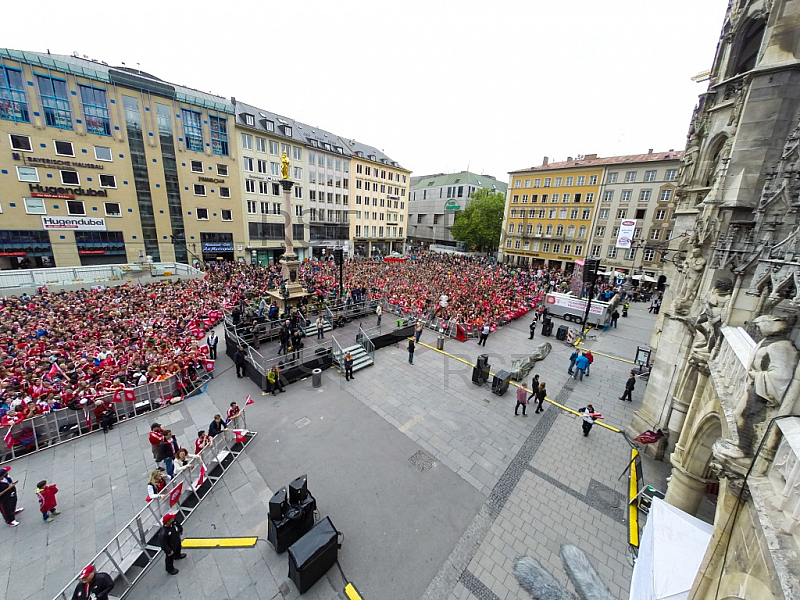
(504, 160), (602, 270)
(0, 49), (245, 268)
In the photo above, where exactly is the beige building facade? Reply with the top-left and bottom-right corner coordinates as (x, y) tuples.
(0, 49), (246, 268)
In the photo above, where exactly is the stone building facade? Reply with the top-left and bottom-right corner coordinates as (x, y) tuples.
(629, 2), (800, 598)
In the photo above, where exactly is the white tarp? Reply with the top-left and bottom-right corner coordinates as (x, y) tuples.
(629, 497), (714, 600)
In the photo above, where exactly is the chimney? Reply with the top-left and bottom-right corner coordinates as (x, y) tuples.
(542, 156), (549, 167)
(648, 148), (653, 154)
(567, 156), (574, 162)
(669, 149), (674, 152)
(231, 96), (237, 105)
(585, 153), (598, 160)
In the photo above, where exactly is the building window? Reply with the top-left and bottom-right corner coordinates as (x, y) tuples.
(543, 177), (552, 187)
(295, 187), (303, 199)
(650, 229), (661, 240)
(256, 137), (266, 153)
(570, 209), (579, 219)
(247, 200), (257, 214)
(269, 140), (279, 155)
(514, 239), (521, 249)
(607, 247), (617, 258)
(241, 133), (253, 150)
(574, 193), (582, 203)
(576, 176), (586, 186)
(95, 146), (112, 162)
(639, 189), (651, 202)
(563, 243), (571, 254)
(245, 180), (256, 193)
(508, 224), (514, 233)
(181, 109), (204, 151)
(514, 180), (521, 188)
(196, 208), (209, 220)
(259, 181), (269, 194)
(264, 120), (274, 132)
(221, 209), (233, 221)
(621, 190), (632, 202)
(578, 225), (587, 238)
(552, 243), (561, 253)
(194, 184), (206, 196)
(635, 208), (647, 219)
(599, 209), (609, 219)
(588, 175), (598, 185)
(259, 202), (268, 214)
(16, 166), (38, 182)
(562, 193), (570, 203)
(625, 248), (636, 260)
(535, 224), (543, 235)
(9, 134), (32, 151)
(617, 209), (627, 219)
(645, 170), (656, 182)
(585, 193), (594, 203)
(603, 191), (614, 202)
(209, 115), (229, 156)
(24, 197), (47, 214)
(644, 248), (655, 262)
(0, 67), (29, 123)
(99, 174), (116, 188)
(67, 200), (85, 215)
(595, 226), (606, 236)
(533, 179), (541, 188)
(559, 209), (568, 219)
(566, 224), (574, 237)
(625, 171), (636, 183)
(551, 194), (559, 203)
(655, 209), (666, 220)
(565, 176), (574, 186)
(272, 183), (280, 195)
(591, 245), (601, 257)
(191, 160), (204, 173)
(510, 208), (517, 218)
(37, 75), (72, 129)
(79, 85), (110, 136)
(542, 242), (550, 253)
(104, 202), (121, 217)
(244, 114), (255, 126)
(582, 209), (591, 219)
(546, 224), (554, 235)
(607, 172), (618, 184)
(293, 146), (302, 160)
(219, 187), (231, 198)
(217, 164), (228, 177)
(665, 169), (677, 181)
(54, 140), (74, 157)
(666, 230), (673, 240)
(243, 157), (254, 172)
(61, 170), (80, 185)
(294, 166), (302, 180)
(522, 194), (528, 203)
(659, 189), (673, 202)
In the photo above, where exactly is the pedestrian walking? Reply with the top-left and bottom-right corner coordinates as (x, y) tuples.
(530, 374), (540, 395)
(515, 382), (529, 416)
(478, 324), (490, 346)
(610, 310), (619, 328)
(35, 480), (60, 522)
(414, 319), (424, 343)
(573, 352), (589, 381)
(580, 405), (598, 437)
(0, 467), (22, 526)
(71, 564), (115, 600)
(267, 365), (285, 395)
(529, 318), (537, 339)
(234, 345), (247, 378)
(376, 303), (382, 326)
(207, 331), (219, 360)
(278, 326), (290, 356)
(408, 338), (415, 364)
(148, 423), (164, 467)
(316, 315), (325, 339)
(568, 349), (579, 375)
(159, 512), (186, 575)
(534, 382), (547, 413)
(584, 350), (594, 376)
(344, 351), (354, 380)
(619, 371), (636, 402)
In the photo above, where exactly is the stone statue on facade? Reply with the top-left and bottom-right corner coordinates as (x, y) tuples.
(678, 145), (699, 188)
(281, 151), (290, 180)
(672, 247), (707, 315)
(680, 278), (734, 365)
(734, 314), (799, 456)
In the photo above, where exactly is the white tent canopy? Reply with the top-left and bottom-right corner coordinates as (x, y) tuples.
(629, 497), (714, 600)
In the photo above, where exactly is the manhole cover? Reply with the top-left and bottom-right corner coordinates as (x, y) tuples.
(409, 450), (436, 472)
(294, 417), (312, 429)
(592, 485), (622, 508)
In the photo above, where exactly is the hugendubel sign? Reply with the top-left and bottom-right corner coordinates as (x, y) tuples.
(28, 183), (108, 199)
(42, 216), (107, 231)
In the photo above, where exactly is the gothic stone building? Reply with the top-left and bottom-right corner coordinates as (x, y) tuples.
(630, 2), (800, 599)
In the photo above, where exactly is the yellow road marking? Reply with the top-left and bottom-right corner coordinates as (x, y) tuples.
(344, 582), (364, 599)
(181, 537), (259, 548)
(576, 346), (636, 364)
(414, 338), (621, 433)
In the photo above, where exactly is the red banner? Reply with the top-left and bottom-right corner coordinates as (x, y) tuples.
(169, 482), (183, 507)
(112, 389), (122, 403)
(124, 388), (136, 402)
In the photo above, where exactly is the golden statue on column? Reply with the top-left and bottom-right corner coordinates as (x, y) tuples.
(281, 151), (290, 180)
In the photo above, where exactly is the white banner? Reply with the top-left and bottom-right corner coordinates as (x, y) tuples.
(42, 216), (107, 231)
(615, 219), (637, 249)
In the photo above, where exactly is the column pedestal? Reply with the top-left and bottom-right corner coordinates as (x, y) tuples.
(665, 462), (708, 516)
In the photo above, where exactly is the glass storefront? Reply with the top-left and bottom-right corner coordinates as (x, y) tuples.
(75, 231), (126, 265)
(201, 232), (234, 262)
(0, 230), (54, 269)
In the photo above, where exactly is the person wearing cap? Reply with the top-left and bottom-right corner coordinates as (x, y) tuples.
(148, 423), (164, 467)
(159, 512), (186, 575)
(71, 564), (114, 600)
(0, 466), (22, 526)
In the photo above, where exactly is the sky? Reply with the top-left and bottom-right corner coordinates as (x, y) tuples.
(5, 0), (730, 181)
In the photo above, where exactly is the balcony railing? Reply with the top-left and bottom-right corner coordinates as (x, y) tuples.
(767, 417), (800, 541)
(709, 326), (756, 410)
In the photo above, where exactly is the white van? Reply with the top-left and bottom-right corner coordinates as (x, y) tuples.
(544, 291), (619, 327)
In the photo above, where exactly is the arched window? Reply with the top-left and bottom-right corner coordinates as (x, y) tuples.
(567, 225), (575, 238)
(535, 224), (543, 235)
(730, 20), (765, 76)
(517, 223), (523, 234)
(556, 224), (564, 236)
(545, 224), (553, 235)
(578, 225), (587, 239)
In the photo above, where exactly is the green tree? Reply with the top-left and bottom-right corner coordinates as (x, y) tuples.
(450, 188), (506, 252)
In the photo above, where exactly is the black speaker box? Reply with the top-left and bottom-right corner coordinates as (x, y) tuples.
(268, 491), (317, 554)
(269, 487), (288, 521)
(492, 370), (511, 396)
(476, 354), (489, 370)
(472, 365), (489, 385)
(288, 516), (339, 594)
(289, 475), (308, 504)
(541, 319), (553, 337)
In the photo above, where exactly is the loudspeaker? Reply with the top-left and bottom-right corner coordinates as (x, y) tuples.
(267, 491), (317, 554)
(288, 516), (339, 594)
(472, 365), (490, 385)
(556, 325), (568, 341)
(492, 370), (511, 396)
(269, 487), (288, 521)
(541, 318), (553, 337)
(289, 475), (308, 504)
(476, 354), (489, 371)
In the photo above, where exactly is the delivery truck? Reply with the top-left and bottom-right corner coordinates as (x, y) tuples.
(543, 291), (620, 328)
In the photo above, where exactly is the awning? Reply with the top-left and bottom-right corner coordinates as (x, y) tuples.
(629, 497), (713, 600)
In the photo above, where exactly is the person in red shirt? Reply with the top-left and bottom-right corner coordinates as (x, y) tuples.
(148, 423), (164, 467)
(226, 402), (240, 423)
(195, 430), (212, 454)
(35, 479), (60, 522)
(93, 400), (115, 434)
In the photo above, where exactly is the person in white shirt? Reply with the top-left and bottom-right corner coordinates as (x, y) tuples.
(580, 405), (597, 437)
(478, 324), (490, 346)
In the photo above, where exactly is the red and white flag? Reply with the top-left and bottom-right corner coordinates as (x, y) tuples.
(124, 388), (136, 402)
(169, 482), (183, 507)
(112, 389), (123, 403)
(195, 465), (207, 488)
(204, 359), (215, 372)
(233, 429), (248, 444)
(3, 427), (14, 450)
(245, 395), (254, 406)
(84, 411), (92, 430)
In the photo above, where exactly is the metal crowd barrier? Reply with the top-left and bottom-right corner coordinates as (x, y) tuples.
(52, 412), (253, 600)
(1, 366), (212, 465)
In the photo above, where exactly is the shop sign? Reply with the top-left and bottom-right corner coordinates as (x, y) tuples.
(42, 216), (107, 231)
(556, 255), (572, 260)
(199, 176), (225, 183)
(444, 200), (461, 210)
(202, 243), (234, 252)
(29, 184), (108, 198)
(0, 251), (27, 257)
(13, 153), (104, 169)
(78, 250), (106, 255)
